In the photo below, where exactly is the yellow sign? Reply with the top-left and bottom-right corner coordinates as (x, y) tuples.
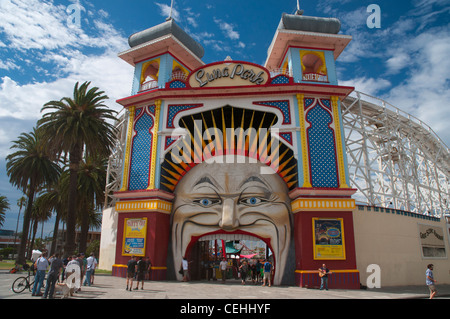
(312, 218), (346, 260)
(122, 218), (147, 256)
(188, 62), (269, 88)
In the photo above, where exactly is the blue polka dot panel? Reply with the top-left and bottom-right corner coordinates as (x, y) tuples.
(129, 108), (154, 191)
(306, 103), (338, 188)
(166, 104), (204, 128)
(270, 75), (291, 84)
(169, 80), (187, 88)
(252, 100), (291, 125)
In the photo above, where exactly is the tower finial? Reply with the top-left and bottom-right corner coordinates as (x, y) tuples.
(166, 0), (174, 21)
(296, 0), (304, 15)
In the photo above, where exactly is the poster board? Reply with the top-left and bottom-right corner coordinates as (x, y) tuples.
(313, 218), (346, 260)
(122, 218), (147, 256)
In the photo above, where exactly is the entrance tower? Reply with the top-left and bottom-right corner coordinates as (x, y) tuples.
(105, 10), (359, 288)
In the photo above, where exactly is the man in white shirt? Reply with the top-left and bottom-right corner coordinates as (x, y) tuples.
(83, 253), (96, 286)
(219, 258), (228, 284)
(32, 252), (49, 296)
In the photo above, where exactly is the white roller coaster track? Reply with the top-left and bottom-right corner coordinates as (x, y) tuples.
(104, 91), (450, 218)
(342, 91), (450, 217)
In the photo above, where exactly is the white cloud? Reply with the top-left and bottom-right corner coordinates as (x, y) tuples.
(155, 2), (180, 21)
(340, 77), (391, 96)
(0, 59), (19, 71)
(0, 0), (133, 137)
(0, 0), (84, 51)
(385, 52), (410, 74)
(213, 18), (240, 40)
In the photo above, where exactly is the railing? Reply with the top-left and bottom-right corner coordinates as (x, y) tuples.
(169, 71), (188, 82)
(269, 68), (292, 78)
(140, 79), (158, 92)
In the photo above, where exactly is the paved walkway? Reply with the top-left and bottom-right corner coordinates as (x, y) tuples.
(1, 271), (449, 300)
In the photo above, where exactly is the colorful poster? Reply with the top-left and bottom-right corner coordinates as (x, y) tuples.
(122, 218), (147, 256)
(313, 218), (346, 260)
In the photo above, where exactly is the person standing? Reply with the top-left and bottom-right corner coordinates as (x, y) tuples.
(319, 263), (332, 290)
(426, 264), (437, 299)
(262, 259), (272, 287)
(90, 254), (98, 285)
(83, 253), (96, 287)
(61, 255), (71, 282)
(31, 252), (49, 296)
(219, 258), (228, 283)
(239, 260), (249, 285)
(134, 257), (147, 290)
(126, 255), (137, 291)
(145, 257), (152, 280)
(181, 256), (190, 282)
(42, 253), (63, 299)
(255, 260), (262, 283)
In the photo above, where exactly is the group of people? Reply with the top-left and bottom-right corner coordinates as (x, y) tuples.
(125, 255), (152, 291)
(31, 251), (98, 299)
(217, 258), (274, 286)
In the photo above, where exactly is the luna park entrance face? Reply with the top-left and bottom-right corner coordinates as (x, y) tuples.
(188, 237), (273, 282)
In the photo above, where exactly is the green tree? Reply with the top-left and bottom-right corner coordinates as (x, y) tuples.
(38, 81), (117, 256)
(6, 128), (61, 264)
(14, 196), (27, 249)
(27, 195), (53, 258)
(0, 196), (10, 228)
(77, 154), (107, 253)
(37, 177), (66, 256)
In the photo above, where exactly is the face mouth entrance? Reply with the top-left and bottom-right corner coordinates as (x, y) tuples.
(182, 230), (276, 281)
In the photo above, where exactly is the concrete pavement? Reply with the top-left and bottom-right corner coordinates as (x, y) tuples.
(1, 270), (449, 300)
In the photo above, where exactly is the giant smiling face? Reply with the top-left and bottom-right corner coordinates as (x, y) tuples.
(171, 156), (291, 285)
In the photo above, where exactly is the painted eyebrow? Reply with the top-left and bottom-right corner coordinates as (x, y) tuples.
(239, 175), (271, 190)
(193, 176), (222, 191)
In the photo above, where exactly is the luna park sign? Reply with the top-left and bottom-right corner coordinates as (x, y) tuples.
(188, 62), (269, 88)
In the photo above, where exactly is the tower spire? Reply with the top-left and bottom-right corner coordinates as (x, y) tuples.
(166, 0), (174, 21)
(296, 0), (304, 15)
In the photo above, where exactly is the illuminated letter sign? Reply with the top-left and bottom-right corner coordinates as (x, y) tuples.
(189, 62), (269, 88)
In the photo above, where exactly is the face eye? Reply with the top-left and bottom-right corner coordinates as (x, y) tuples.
(193, 198), (221, 207)
(239, 196), (266, 206)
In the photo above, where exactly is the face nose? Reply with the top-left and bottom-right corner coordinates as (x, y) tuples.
(219, 198), (239, 230)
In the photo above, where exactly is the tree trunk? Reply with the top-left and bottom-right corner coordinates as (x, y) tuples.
(50, 212), (61, 255)
(15, 187), (35, 265)
(28, 218), (38, 258)
(79, 209), (89, 254)
(65, 144), (82, 256)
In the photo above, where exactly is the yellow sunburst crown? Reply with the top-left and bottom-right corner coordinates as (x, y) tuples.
(161, 106), (298, 192)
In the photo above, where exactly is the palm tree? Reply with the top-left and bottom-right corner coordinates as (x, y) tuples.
(14, 196), (27, 249)
(0, 196), (10, 228)
(77, 154), (107, 253)
(36, 177), (67, 255)
(6, 128), (61, 264)
(37, 81), (117, 256)
(27, 197), (52, 258)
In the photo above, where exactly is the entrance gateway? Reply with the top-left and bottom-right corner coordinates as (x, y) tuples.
(105, 10), (361, 289)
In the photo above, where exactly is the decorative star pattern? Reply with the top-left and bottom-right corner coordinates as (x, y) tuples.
(252, 100), (291, 125)
(166, 104), (203, 128)
(169, 80), (187, 88)
(129, 110), (154, 190)
(270, 75), (290, 84)
(306, 104), (338, 188)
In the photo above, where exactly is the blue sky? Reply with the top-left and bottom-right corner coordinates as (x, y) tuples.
(0, 0), (449, 235)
